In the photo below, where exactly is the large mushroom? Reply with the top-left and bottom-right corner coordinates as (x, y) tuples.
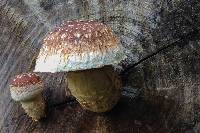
(34, 20), (126, 112)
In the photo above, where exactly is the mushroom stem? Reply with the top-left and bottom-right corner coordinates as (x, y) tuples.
(21, 94), (46, 121)
(66, 65), (122, 112)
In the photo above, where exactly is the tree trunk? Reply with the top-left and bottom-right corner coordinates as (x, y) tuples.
(0, 0), (199, 132)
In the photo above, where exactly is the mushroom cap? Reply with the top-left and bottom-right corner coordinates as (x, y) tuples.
(10, 73), (44, 101)
(34, 20), (126, 73)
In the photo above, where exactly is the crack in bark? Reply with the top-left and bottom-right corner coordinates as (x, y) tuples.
(49, 89), (140, 108)
(120, 28), (200, 81)
(48, 98), (76, 108)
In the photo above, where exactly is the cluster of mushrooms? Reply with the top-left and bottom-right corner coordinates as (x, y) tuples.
(9, 20), (126, 121)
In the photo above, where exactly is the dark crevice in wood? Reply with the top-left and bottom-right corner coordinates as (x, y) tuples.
(47, 90), (139, 109)
(48, 98), (76, 108)
(120, 28), (200, 83)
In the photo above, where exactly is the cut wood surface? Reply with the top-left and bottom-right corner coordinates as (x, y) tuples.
(0, 0), (200, 132)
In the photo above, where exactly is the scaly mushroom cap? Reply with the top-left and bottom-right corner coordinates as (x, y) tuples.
(34, 20), (126, 73)
(10, 73), (44, 101)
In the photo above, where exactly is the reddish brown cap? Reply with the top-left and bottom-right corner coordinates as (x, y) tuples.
(34, 20), (126, 73)
(10, 73), (44, 101)
(10, 73), (41, 87)
(42, 20), (118, 55)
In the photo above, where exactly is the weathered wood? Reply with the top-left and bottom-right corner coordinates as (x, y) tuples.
(127, 38), (200, 132)
(0, 0), (200, 132)
(1, 97), (169, 133)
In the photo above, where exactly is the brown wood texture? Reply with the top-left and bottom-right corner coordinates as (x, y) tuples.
(0, 0), (200, 132)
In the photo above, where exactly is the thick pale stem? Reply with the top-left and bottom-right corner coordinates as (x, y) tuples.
(67, 66), (122, 112)
(21, 94), (46, 121)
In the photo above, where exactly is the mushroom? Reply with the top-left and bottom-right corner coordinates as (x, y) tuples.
(34, 20), (126, 112)
(9, 73), (46, 121)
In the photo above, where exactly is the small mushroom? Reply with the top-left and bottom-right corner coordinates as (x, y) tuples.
(34, 20), (126, 112)
(9, 73), (46, 121)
